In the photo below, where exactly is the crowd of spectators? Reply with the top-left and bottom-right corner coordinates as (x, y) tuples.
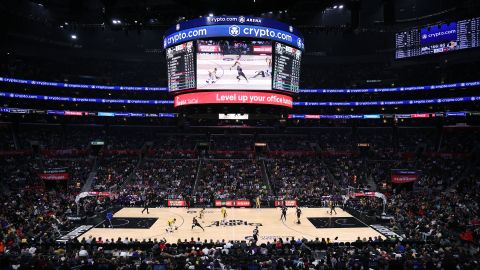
(130, 159), (198, 201)
(93, 157), (139, 192)
(259, 136), (314, 151)
(266, 158), (339, 206)
(316, 129), (353, 151)
(0, 234), (478, 269)
(323, 156), (366, 187)
(0, 156), (40, 191)
(439, 128), (480, 153)
(0, 187), (79, 266)
(0, 125), (479, 269)
(210, 135), (253, 151)
(43, 158), (93, 192)
(0, 125), (15, 151)
(397, 128), (438, 153)
(194, 160), (269, 203)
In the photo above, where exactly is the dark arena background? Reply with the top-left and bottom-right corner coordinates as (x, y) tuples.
(1, 0), (480, 269)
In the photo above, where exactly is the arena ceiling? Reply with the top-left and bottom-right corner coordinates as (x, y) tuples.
(3, 0), (476, 29)
(19, 0), (337, 25)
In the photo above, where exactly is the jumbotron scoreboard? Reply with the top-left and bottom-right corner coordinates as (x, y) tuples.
(396, 17), (480, 59)
(163, 16), (304, 109)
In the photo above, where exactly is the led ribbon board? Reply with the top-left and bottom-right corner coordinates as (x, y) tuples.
(2, 77), (479, 94)
(164, 16), (304, 51)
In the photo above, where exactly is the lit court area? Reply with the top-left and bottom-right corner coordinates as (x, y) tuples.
(78, 207), (384, 244)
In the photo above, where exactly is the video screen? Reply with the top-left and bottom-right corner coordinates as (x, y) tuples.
(395, 17), (480, 59)
(196, 40), (272, 90)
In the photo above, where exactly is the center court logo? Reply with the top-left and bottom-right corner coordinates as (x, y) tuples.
(229, 25), (240, 36)
(206, 219), (262, 227)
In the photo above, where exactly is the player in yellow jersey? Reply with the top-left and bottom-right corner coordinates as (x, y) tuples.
(166, 218), (177, 233)
(199, 208), (205, 223)
(221, 207), (228, 225)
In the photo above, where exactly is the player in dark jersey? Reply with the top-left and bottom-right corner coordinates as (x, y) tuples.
(296, 206), (302, 224)
(250, 70), (267, 78)
(251, 57), (271, 78)
(192, 217), (205, 231)
(231, 56), (248, 82)
(329, 200), (337, 215)
(141, 198), (150, 214)
(280, 206), (287, 221)
(252, 226), (259, 243)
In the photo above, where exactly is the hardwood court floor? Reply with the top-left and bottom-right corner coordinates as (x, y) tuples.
(78, 207), (384, 244)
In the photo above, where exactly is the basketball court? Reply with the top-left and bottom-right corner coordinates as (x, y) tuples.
(77, 207), (385, 244)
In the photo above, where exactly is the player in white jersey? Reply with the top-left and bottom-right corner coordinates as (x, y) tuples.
(266, 57), (272, 75)
(166, 218), (177, 233)
(206, 67), (220, 84)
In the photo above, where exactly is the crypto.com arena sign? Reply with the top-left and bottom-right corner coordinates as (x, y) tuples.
(164, 16), (304, 50)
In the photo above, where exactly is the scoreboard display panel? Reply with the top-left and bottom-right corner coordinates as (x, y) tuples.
(165, 16), (303, 108)
(166, 41), (196, 91)
(273, 43), (302, 92)
(396, 17), (480, 59)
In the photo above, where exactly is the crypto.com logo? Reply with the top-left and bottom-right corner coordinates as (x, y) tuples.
(239, 16), (245, 23)
(297, 38), (303, 49)
(229, 25), (240, 36)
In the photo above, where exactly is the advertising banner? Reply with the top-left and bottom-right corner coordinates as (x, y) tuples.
(214, 200), (251, 207)
(174, 91), (293, 108)
(167, 200), (187, 207)
(420, 23), (457, 45)
(274, 200), (298, 207)
(164, 24), (304, 50)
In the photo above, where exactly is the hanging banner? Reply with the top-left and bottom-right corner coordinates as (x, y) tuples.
(39, 168), (69, 181)
(391, 169), (419, 183)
